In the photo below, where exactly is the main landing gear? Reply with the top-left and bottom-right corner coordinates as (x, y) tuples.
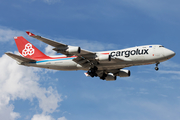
(87, 66), (108, 80)
(100, 72), (107, 80)
(155, 62), (160, 71)
(87, 66), (98, 77)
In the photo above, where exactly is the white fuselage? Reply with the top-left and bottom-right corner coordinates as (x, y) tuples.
(22, 45), (175, 71)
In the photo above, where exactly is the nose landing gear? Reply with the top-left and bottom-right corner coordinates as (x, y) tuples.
(155, 62), (160, 71)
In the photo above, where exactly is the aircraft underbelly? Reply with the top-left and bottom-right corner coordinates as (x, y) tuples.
(26, 54), (169, 71)
(27, 60), (79, 71)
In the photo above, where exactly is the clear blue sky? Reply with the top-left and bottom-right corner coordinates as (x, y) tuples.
(0, 0), (180, 120)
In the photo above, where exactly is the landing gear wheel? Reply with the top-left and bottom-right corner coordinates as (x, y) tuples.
(155, 67), (159, 71)
(100, 73), (107, 80)
(100, 77), (105, 80)
(155, 62), (160, 71)
(87, 71), (95, 77)
(87, 66), (98, 77)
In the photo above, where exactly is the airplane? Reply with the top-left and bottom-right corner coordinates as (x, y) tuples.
(5, 31), (175, 81)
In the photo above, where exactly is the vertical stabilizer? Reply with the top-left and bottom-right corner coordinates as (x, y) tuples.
(14, 36), (49, 59)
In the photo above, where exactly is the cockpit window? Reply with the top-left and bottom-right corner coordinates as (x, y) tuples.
(159, 45), (164, 47)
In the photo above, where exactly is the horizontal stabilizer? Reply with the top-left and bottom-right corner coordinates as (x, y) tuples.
(5, 52), (36, 63)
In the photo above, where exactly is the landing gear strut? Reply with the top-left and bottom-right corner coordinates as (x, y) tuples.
(87, 66), (98, 77)
(155, 62), (160, 71)
(100, 72), (107, 80)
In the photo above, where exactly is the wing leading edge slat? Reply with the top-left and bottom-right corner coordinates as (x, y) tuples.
(26, 31), (66, 47)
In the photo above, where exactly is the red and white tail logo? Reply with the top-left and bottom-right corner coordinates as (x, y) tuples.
(14, 36), (49, 60)
(22, 43), (35, 56)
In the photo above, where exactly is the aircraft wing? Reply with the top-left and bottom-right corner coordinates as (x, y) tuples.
(26, 31), (97, 68)
(26, 31), (94, 56)
(5, 52), (36, 63)
(26, 31), (66, 47)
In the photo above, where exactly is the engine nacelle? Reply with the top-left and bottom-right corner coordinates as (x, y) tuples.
(66, 46), (81, 54)
(53, 46), (81, 55)
(95, 55), (111, 61)
(116, 69), (130, 77)
(105, 73), (116, 81)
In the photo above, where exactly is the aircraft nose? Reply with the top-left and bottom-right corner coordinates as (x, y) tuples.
(164, 49), (175, 59)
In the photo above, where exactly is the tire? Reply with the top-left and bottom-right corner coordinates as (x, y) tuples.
(155, 67), (159, 71)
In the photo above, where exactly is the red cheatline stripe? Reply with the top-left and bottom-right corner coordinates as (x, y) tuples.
(101, 53), (109, 55)
(31, 55), (77, 61)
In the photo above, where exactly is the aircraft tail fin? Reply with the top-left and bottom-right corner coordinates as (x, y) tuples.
(14, 36), (49, 60)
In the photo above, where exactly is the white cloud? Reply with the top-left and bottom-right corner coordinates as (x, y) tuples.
(161, 61), (180, 69)
(137, 88), (149, 95)
(0, 26), (26, 42)
(159, 70), (180, 74)
(31, 114), (67, 120)
(57, 116), (67, 120)
(0, 53), (63, 119)
(0, 104), (20, 120)
(160, 94), (168, 97)
(31, 114), (55, 120)
(135, 101), (178, 118)
(45, 45), (56, 56)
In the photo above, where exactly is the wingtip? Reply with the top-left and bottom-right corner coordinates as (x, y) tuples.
(5, 52), (13, 56)
(5, 52), (9, 55)
(26, 31), (35, 36)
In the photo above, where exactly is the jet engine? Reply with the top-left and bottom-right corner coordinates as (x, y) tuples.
(53, 46), (81, 55)
(116, 69), (130, 77)
(66, 46), (81, 54)
(105, 73), (117, 81)
(95, 54), (111, 61)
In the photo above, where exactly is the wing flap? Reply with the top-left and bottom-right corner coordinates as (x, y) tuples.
(73, 56), (91, 67)
(5, 52), (36, 63)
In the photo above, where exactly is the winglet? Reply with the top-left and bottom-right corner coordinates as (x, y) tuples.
(26, 31), (35, 36)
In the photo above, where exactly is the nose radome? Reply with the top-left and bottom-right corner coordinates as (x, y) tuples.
(165, 49), (175, 58)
